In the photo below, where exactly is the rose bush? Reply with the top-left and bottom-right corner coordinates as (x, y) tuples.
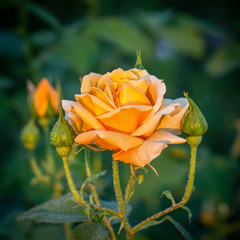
(63, 68), (188, 167)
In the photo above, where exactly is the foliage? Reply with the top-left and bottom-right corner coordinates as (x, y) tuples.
(0, 0), (240, 240)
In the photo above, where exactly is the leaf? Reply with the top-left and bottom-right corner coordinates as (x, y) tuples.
(71, 222), (109, 240)
(27, 3), (63, 33)
(139, 216), (193, 240)
(80, 170), (107, 197)
(205, 43), (240, 76)
(161, 190), (176, 206)
(181, 206), (192, 223)
(18, 193), (88, 223)
(160, 25), (205, 59)
(87, 17), (153, 57)
(57, 32), (98, 75)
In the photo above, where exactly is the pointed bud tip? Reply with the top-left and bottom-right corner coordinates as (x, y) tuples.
(134, 49), (144, 70)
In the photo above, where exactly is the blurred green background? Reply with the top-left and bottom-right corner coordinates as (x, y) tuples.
(0, 0), (240, 239)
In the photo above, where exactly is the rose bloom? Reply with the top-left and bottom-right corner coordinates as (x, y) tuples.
(34, 78), (59, 117)
(63, 68), (188, 167)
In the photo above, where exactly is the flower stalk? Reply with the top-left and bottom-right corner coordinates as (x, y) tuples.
(84, 148), (117, 240)
(131, 136), (201, 234)
(112, 160), (132, 235)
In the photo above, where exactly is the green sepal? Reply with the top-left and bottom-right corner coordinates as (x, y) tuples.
(134, 49), (144, 69)
(161, 190), (176, 206)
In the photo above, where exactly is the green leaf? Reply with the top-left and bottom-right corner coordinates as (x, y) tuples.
(57, 32), (98, 75)
(87, 17), (153, 58)
(161, 190), (176, 206)
(181, 206), (192, 223)
(80, 170), (107, 197)
(27, 3), (63, 33)
(71, 223), (109, 240)
(18, 193), (88, 223)
(205, 43), (240, 76)
(139, 216), (193, 240)
(160, 25), (205, 59)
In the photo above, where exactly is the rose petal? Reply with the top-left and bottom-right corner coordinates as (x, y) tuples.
(131, 103), (180, 137)
(75, 130), (143, 151)
(147, 129), (186, 144)
(90, 87), (117, 108)
(62, 100), (75, 112)
(75, 93), (114, 116)
(67, 111), (82, 133)
(126, 78), (150, 94)
(146, 77), (166, 119)
(71, 102), (105, 130)
(34, 78), (51, 117)
(97, 105), (152, 134)
(112, 140), (167, 167)
(118, 84), (151, 107)
(81, 73), (102, 93)
(130, 68), (149, 78)
(158, 98), (189, 134)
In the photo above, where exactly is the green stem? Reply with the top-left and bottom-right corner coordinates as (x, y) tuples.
(124, 166), (136, 204)
(132, 137), (200, 234)
(44, 126), (55, 174)
(112, 160), (132, 233)
(84, 148), (117, 240)
(62, 156), (87, 206)
(62, 155), (119, 218)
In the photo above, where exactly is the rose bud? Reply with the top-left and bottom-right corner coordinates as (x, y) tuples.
(181, 92), (208, 137)
(50, 103), (76, 158)
(21, 119), (40, 150)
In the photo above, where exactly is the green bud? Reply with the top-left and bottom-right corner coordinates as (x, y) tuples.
(90, 208), (104, 223)
(50, 103), (76, 157)
(21, 119), (40, 150)
(134, 49), (144, 69)
(181, 92), (208, 137)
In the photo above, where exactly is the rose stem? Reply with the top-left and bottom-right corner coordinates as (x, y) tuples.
(112, 160), (133, 238)
(84, 148), (117, 240)
(132, 136), (201, 234)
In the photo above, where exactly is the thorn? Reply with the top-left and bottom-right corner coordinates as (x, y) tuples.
(148, 164), (159, 177)
(130, 164), (135, 176)
(118, 222), (124, 235)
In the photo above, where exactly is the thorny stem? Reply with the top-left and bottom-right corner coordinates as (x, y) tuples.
(112, 160), (132, 235)
(84, 148), (117, 240)
(62, 155), (118, 216)
(124, 166), (136, 204)
(44, 126), (55, 174)
(132, 136), (201, 234)
(62, 156), (87, 206)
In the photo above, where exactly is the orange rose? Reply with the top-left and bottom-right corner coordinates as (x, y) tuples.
(34, 78), (59, 117)
(63, 68), (188, 167)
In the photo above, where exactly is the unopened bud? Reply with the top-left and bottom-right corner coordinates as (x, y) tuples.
(134, 49), (144, 70)
(90, 208), (104, 223)
(181, 92), (208, 137)
(21, 119), (40, 150)
(50, 103), (76, 157)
